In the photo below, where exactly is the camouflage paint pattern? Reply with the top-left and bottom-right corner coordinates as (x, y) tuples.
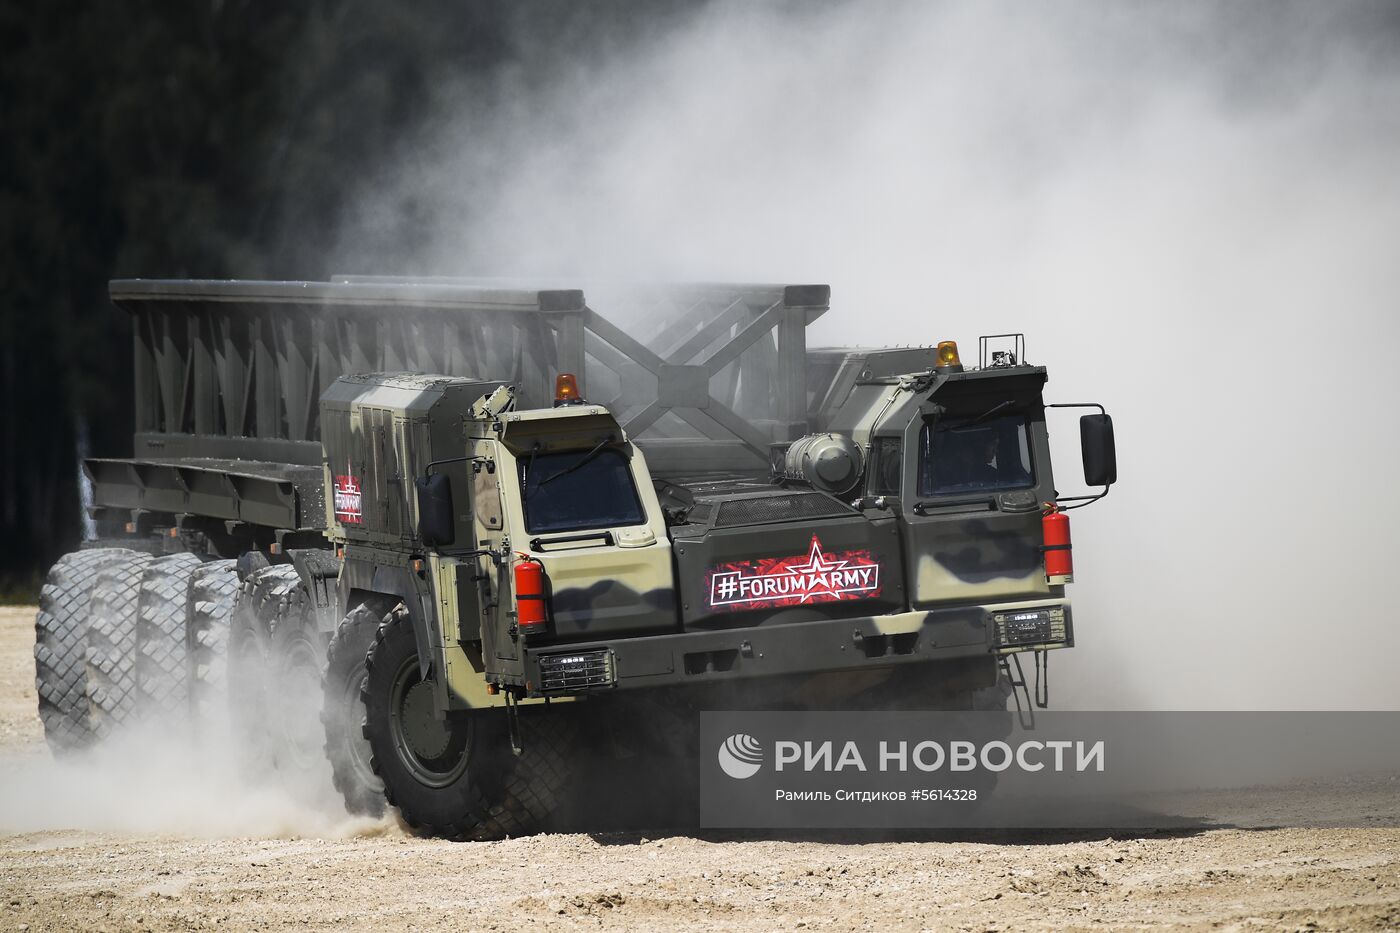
(814, 356), (1063, 611)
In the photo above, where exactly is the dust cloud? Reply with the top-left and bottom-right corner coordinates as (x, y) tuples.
(333, 0), (1400, 711)
(0, 714), (389, 838)
(0, 601), (385, 837)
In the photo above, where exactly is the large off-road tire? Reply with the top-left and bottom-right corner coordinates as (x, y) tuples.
(187, 559), (238, 723)
(85, 552), (156, 739)
(363, 609), (502, 837)
(266, 579), (329, 775)
(227, 563), (300, 774)
(34, 548), (132, 754)
(323, 603), (388, 817)
(477, 709), (578, 840)
(563, 693), (698, 832)
(135, 552), (202, 717)
(360, 610), (574, 839)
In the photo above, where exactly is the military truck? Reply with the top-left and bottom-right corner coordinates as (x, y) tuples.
(34, 277), (1115, 838)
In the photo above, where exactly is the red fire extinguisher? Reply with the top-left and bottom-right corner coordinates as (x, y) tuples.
(514, 554), (548, 635)
(1041, 504), (1073, 584)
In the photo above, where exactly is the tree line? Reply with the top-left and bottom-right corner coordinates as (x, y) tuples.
(0, 0), (690, 597)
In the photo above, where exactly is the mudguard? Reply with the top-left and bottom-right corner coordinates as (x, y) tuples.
(286, 547), (343, 633)
(338, 553), (439, 682)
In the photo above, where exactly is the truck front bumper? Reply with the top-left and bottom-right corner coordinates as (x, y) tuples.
(523, 600), (1072, 696)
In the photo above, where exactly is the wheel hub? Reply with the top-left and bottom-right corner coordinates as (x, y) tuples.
(399, 680), (451, 759)
(388, 656), (471, 788)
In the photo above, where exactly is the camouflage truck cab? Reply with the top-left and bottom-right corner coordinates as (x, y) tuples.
(820, 346), (1074, 654)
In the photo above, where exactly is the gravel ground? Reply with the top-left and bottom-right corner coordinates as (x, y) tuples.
(1, 605), (1397, 931)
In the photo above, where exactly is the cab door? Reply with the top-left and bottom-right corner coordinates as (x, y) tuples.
(498, 442), (678, 641)
(901, 382), (1057, 607)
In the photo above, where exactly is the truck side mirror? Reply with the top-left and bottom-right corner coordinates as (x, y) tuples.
(415, 473), (455, 547)
(1079, 413), (1117, 487)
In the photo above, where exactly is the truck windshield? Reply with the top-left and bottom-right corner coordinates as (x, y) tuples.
(519, 447), (645, 534)
(918, 411), (1035, 496)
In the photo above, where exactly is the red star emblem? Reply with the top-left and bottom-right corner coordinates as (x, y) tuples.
(786, 536), (855, 603)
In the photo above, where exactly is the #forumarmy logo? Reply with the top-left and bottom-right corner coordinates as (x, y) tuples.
(718, 733), (764, 779)
(706, 535), (881, 613)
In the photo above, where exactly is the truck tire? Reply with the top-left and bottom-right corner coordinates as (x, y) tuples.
(360, 608), (576, 839)
(85, 552), (156, 738)
(362, 609), (507, 838)
(227, 563), (299, 774)
(565, 694), (698, 832)
(135, 552), (202, 716)
(323, 603), (388, 817)
(187, 559), (238, 723)
(34, 548), (131, 754)
(475, 709), (577, 841)
(266, 579), (329, 774)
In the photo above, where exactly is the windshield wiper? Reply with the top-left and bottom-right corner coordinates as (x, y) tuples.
(536, 435), (614, 488)
(523, 443), (541, 499)
(945, 400), (1014, 431)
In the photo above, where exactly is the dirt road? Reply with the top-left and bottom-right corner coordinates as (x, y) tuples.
(1, 606), (1397, 931)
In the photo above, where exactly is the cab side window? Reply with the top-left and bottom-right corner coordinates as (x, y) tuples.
(870, 437), (902, 497)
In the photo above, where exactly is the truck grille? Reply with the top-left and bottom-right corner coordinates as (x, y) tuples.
(537, 649), (615, 692)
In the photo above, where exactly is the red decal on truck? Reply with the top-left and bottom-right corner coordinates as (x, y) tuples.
(705, 535), (882, 611)
(333, 474), (363, 524)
